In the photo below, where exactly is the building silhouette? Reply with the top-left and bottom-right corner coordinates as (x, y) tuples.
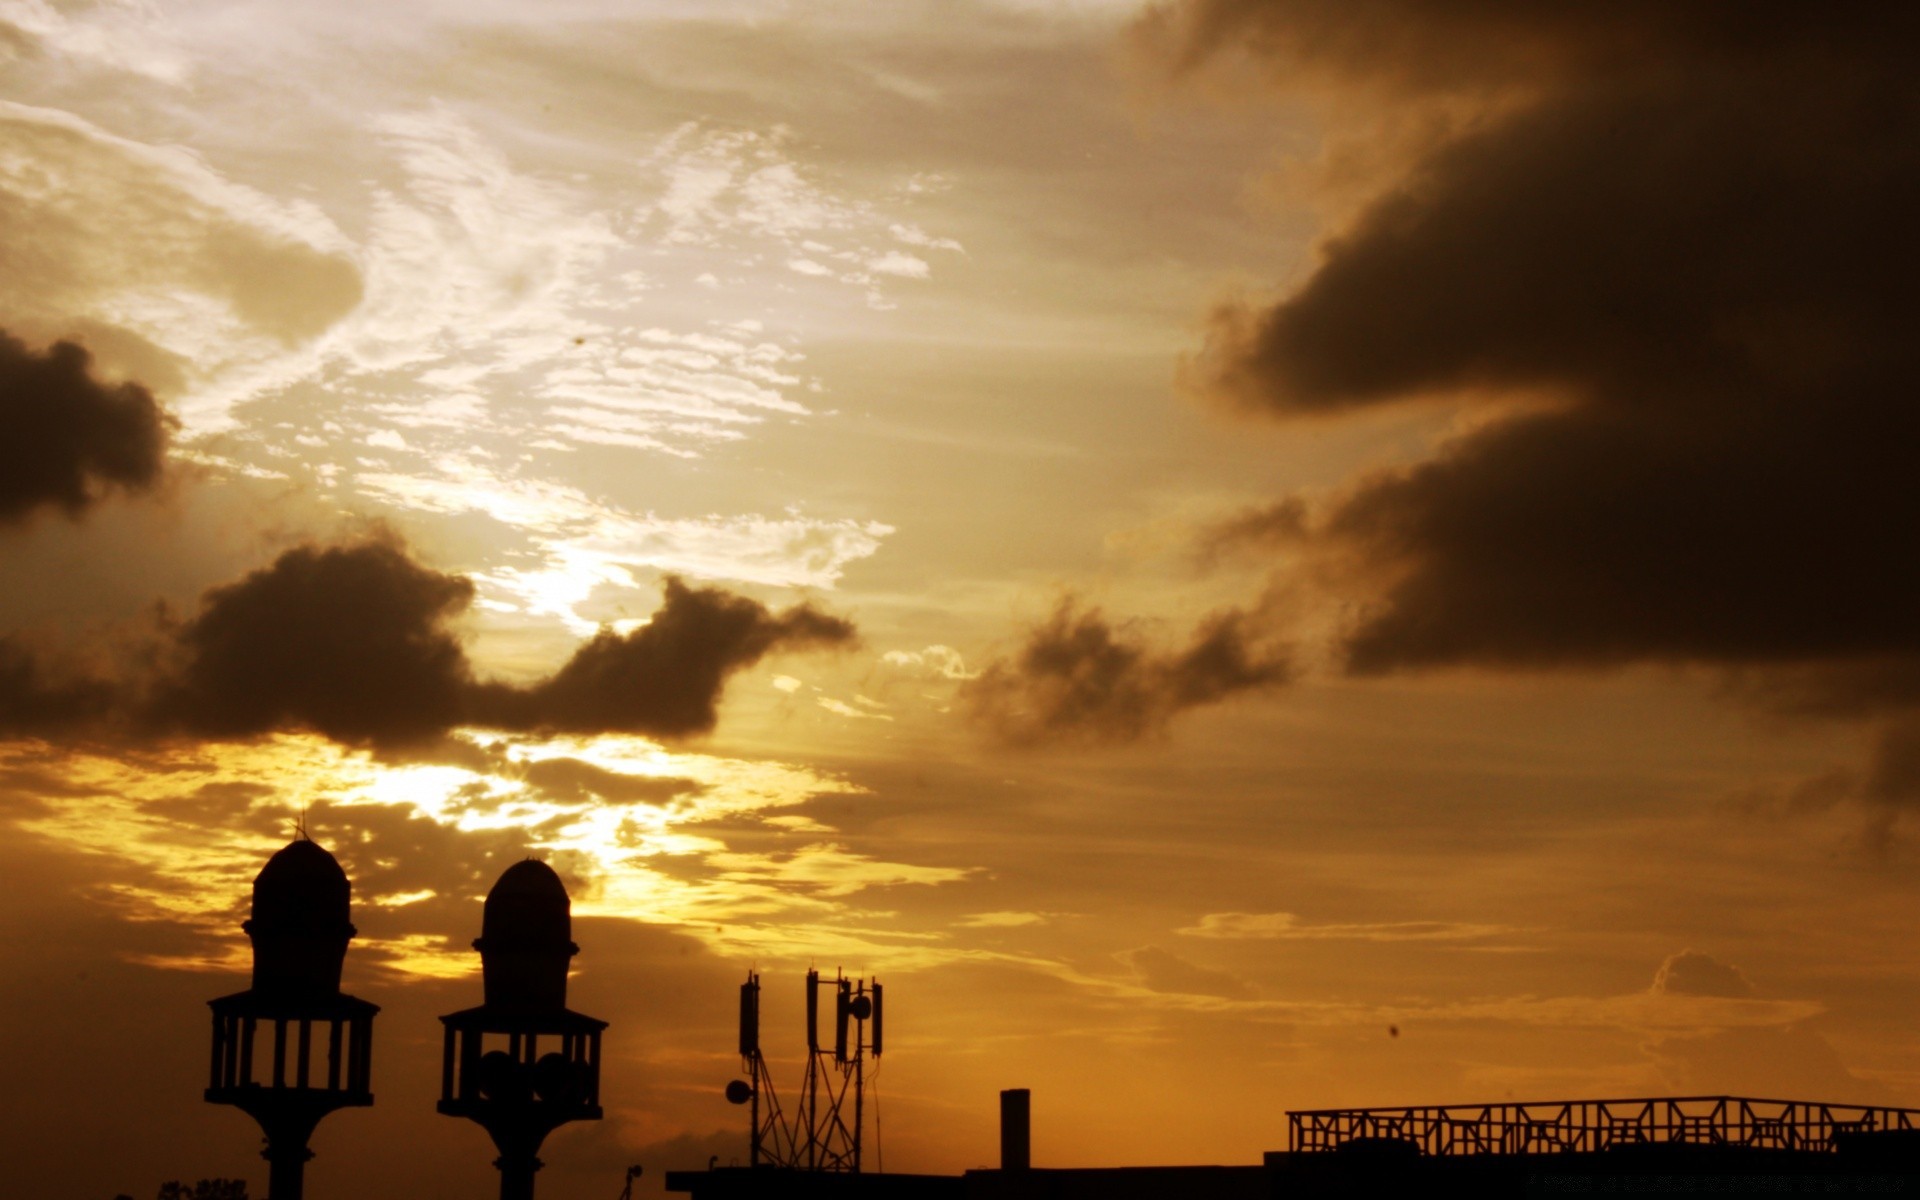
(669, 1088), (1920, 1198)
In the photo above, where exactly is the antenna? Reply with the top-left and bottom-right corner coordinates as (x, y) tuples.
(616, 1165), (643, 1200)
(739, 976), (758, 1057)
(732, 971), (791, 1168)
(834, 976), (851, 1065)
(805, 969), (820, 1053)
(723, 968), (885, 1173)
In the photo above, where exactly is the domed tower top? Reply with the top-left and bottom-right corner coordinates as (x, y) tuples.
(243, 836), (356, 998)
(475, 859), (579, 1012)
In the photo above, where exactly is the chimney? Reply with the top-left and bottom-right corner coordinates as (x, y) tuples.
(1000, 1088), (1031, 1171)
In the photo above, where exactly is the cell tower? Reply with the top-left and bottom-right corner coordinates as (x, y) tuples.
(727, 969), (883, 1172)
(733, 971), (795, 1168)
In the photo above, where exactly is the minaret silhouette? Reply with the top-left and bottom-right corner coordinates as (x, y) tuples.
(206, 837), (378, 1200)
(439, 859), (607, 1200)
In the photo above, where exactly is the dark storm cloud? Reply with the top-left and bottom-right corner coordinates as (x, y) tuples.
(472, 576), (856, 738)
(965, 599), (1289, 744)
(1138, 2), (1912, 107)
(0, 330), (173, 522)
(1143, 3), (1920, 679)
(152, 538), (477, 745)
(0, 538), (854, 748)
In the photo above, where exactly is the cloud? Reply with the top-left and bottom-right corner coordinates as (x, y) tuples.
(1180, 911), (1512, 943)
(0, 331), (173, 522)
(1, 99), (921, 463)
(1647, 1024), (1886, 1104)
(1, 536), (855, 749)
(964, 598), (1289, 743)
(700, 840), (968, 900)
(473, 576), (855, 738)
(0, 100), (361, 431)
(1651, 949), (1754, 1000)
(0, 636), (116, 736)
(1635, 947), (1882, 1100)
(0, 0), (187, 82)
(354, 462), (891, 632)
(1142, 5), (1920, 687)
(957, 911), (1054, 929)
(152, 537), (478, 746)
(880, 644), (976, 680)
(1122, 945), (1257, 1000)
(1864, 720), (1920, 809)
(1721, 716), (1920, 855)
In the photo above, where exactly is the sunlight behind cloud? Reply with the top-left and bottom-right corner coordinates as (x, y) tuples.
(3, 726), (979, 977)
(357, 461), (891, 633)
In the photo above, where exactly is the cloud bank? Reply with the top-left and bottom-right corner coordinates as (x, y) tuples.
(2, 537), (855, 748)
(965, 599), (1288, 744)
(1139, 3), (1920, 710)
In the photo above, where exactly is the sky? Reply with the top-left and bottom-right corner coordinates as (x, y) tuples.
(4, 1), (1920, 1196)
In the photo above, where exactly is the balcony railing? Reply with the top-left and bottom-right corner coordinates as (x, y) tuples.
(1288, 1096), (1920, 1157)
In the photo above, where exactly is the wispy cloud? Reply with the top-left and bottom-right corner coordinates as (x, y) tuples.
(337, 104), (621, 376)
(1179, 911), (1519, 943)
(355, 460), (891, 630)
(881, 645), (976, 680)
(633, 122), (964, 308)
(0, 0), (188, 82)
(0, 100), (358, 431)
(957, 910), (1058, 928)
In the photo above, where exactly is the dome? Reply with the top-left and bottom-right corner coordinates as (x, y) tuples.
(251, 838), (351, 930)
(475, 858), (578, 1012)
(243, 837), (356, 998)
(480, 859), (573, 947)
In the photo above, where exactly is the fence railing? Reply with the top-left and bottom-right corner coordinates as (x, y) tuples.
(1288, 1096), (1920, 1157)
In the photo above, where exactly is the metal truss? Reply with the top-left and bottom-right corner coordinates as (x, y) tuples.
(735, 969), (881, 1173)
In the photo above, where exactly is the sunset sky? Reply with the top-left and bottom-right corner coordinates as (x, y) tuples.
(5, 3), (1919, 1197)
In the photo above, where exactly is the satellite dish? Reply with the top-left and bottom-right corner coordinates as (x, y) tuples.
(532, 1052), (579, 1103)
(725, 1079), (753, 1105)
(476, 1050), (528, 1103)
(849, 995), (872, 1021)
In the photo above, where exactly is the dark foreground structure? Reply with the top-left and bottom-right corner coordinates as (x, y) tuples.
(205, 838), (378, 1200)
(669, 1092), (1920, 1198)
(438, 859), (608, 1200)
(202, 847), (605, 1200)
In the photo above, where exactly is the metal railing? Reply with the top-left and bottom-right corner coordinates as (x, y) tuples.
(1289, 1096), (1920, 1157)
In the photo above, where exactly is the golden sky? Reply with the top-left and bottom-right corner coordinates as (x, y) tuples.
(4, 2), (1919, 1196)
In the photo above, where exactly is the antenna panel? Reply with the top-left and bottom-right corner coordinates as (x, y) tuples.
(805, 969), (820, 1052)
(738, 975), (759, 1057)
(834, 978), (851, 1063)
